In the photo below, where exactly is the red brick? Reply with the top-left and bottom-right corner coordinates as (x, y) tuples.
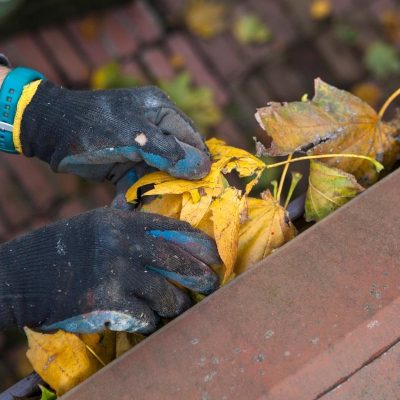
(245, 76), (273, 107)
(330, 0), (358, 15)
(196, 34), (246, 80)
(39, 27), (90, 85)
(365, 0), (397, 16)
(282, 0), (317, 34)
(66, 16), (111, 67)
(102, 9), (138, 58)
(249, 0), (297, 46)
(1, 154), (58, 212)
(126, 0), (163, 43)
(316, 31), (363, 83)
(156, 0), (186, 22)
(263, 61), (307, 101)
(121, 59), (148, 84)
(167, 33), (230, 106)
(0, 157), (33, 227)
(141, 47), (175, 80)
(1, 34), (61, 83)
(57, 198), (88, 219)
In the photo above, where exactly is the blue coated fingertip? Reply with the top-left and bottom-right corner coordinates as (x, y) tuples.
(171, 145), (211, 179)
(148, 230), (220, 265)
(41, 311), (154, 334)
(147, 266), (219, 295)
(140, 143), (211, 180)
(140, 152), (170, 172)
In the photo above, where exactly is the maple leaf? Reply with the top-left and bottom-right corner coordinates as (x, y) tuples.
(309, 0), (332, 20)
(140, 194), (182, 220)
(90, 62), (141, 90)
(256, 78), (400, 186)
(39, 385), (57, 400)
(159, 72), (222, 132)
(126, 139), (265, 203)
(184, 0), (228, 39)
(305, 161), (364, 222)
(233, 14), (271, 45)
(235, 192), (297, 275)
(364, 41), (400, 80)
(210, 187), (245, 282)
(25, 328), (102, 395)
(127, 139), (267, 283)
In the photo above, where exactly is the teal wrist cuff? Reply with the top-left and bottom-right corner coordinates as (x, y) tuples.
(0, 67), (44, 153)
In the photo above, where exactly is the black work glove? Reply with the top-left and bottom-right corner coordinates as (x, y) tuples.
(0, 208), (219, 333)
(19, 80), (210, 182)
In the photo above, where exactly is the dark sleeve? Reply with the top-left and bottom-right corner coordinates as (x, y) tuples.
(0, 53), (10, 67)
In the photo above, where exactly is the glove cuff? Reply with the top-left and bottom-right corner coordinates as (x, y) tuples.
(13, 79), (42, 153)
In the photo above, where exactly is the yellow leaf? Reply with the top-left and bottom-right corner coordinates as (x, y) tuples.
(256, 78), (399, 186)
(25, 328), (101, 395)
(180, 190), (214, 226)
(206, 138), (266, 177)
(236, 193), (297, 275)
(115, 332), (145, 358)
(80, 331), (116, 365)
(184, 0), (228, 39)
(305, 160), (364, 222)
(140, 194), (182, 219)
(310, 0), (331, 20)
(351, 82), (383, 108)
(210, 187), (244, 283)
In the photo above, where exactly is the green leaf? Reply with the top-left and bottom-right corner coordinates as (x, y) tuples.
(159, 72), (222, 132)
(364, 41), (400, 79)
(90, 62), (142, 90)
(39, 385), (57, 400)
(233, 15), (271, 45)
(305, 160), (364, 222)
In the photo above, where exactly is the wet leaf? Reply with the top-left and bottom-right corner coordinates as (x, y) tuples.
(159, 72), (222, 132)
(140, 194), (182, 219)
(305, 161), (364, 222)
(39, 385), (57, 400)
(233, 14), (271, 44)
(184, 0), (228, 39)
(90, 62), (141, 90)
(206, 138), (266, 177)
(381, 10), (400, 45)
(25, 328), (101, 395)
(334, 23), (358, 45)
(235, 192), (296, 274)
(309, 0), (332, 20)
(115, 332), (145, 358)
(181, 189), (214, 226)
(351, 82), (383, 108)
(256, 78), (399, 186)
(126, 139), (265, 203)
(210, 187), (244, 282)
(364, 41), (400, 80)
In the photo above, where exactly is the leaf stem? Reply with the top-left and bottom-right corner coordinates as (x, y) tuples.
(284, 172), (303, 209)
(266, 154), (384, 172)
(379, 87), (400, 119)
(276, 153), (293, 204)
(85, 344), (106, 367)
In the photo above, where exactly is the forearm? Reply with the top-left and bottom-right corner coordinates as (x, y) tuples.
(0, 65), (10, 86)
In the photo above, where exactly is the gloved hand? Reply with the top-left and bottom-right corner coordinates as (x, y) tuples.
(17, 80), (211, 182)
(0, 208), (219, 333)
